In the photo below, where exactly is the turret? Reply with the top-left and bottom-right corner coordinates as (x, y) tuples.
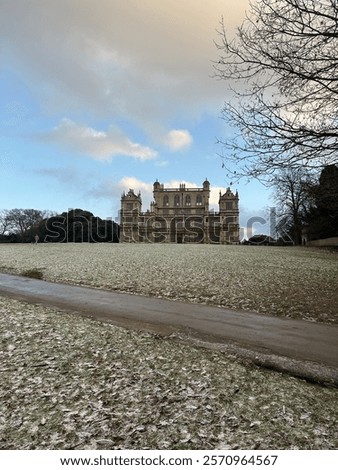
(121, 189), (142, 212)
(153, 180), (161, 191)
(120, 188), (142, 242)
(203, 178), (210, 190)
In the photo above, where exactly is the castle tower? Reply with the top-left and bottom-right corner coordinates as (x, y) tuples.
(218, 187), (240, 244)
(202, 178), (210, 212)
(120, 189), (142, 242)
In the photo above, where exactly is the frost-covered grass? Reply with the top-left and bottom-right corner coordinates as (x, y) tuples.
(0, 244), (337, 323)
(0, 296), (337, 450)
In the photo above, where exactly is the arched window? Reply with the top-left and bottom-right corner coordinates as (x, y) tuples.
(174, 194), (180, 207)
(196, 195), (202, 206)
(185, 195), (191, 206)
(163, 195), (169, 206)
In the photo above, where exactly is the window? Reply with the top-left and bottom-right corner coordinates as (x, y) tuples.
(174, 194), (180, 207)
(127, 203), (133, 210)
(163, 195), (169, 207)
(196, 195), (202, 206)
(226, 201), (233, 210)
(185, 195), (191, 206)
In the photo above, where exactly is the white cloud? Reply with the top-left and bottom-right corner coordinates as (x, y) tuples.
(94, 177), (155, 215)
(42, 119), (158, 161)
(119, 177), (154, 195)
(163, 130), (193, 151)
(209, 186), (226, 210)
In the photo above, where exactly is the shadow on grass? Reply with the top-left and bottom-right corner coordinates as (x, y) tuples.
(21, 269), (44, 280)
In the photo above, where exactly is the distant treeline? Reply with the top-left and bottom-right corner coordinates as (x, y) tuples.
(0, 208), (119, 243)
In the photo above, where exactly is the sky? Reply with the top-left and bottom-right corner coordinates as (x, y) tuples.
(0, 0), (274, 238)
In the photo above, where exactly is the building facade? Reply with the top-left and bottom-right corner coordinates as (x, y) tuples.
(120, 179), (239, 244)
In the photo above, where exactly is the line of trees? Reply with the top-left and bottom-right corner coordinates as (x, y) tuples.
(0, 208), (119, 243)
(0, 209), (52, 241)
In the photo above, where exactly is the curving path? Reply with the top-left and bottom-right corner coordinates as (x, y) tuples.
(1, 272), (337, 386)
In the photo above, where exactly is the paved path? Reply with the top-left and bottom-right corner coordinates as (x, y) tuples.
(1, 273), (337, 385)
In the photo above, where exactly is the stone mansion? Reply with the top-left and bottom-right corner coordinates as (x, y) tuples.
(120, 179), (240, 244)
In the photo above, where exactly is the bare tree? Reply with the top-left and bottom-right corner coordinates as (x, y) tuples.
(273, 168), (313, 244)
(214, 0), (338, 181)
(0, 209), (12, 236)
(5, 209), (46, 237)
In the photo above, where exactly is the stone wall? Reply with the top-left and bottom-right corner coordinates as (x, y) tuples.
(307, 237), (338, 247)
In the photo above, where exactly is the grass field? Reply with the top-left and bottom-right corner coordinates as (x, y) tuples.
(0, 296), (337, 450)
(1, 244), (337, 449)
(0, 244), (337, 323)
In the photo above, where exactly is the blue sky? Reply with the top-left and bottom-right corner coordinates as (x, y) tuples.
(0, 0), (273, 238)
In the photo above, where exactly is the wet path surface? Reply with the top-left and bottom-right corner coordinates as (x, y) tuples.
(1, 273), (337, 384)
